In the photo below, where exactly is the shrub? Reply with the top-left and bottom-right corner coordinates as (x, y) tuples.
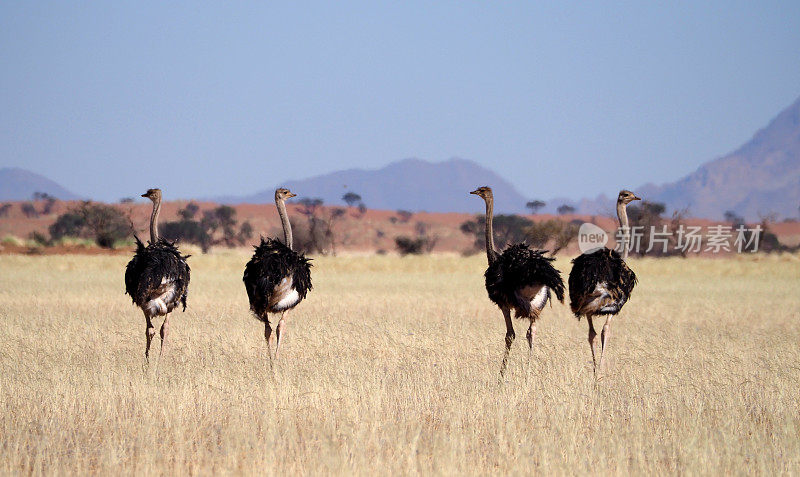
(49, 202), (132, 248)
(29, 231), (51, 246)
(49, 212), (85, 240)
(556, 204), (575, 215)
(21, 203), (39, 218)
(526, 219), (580, 255)
(394, 236), (427, 255)
(460, 214), (533, 252)
(161, 203), (253, 253)
(396, 210), (413, 223)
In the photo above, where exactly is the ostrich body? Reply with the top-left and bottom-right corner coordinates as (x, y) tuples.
(125, 188), (190, 365)
(470, 186), (565, 376)
(243, 188), (312, 360)
(568, 189), (639, 377)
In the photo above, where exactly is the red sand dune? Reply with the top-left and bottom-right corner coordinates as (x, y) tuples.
(1, 199), (798, 255)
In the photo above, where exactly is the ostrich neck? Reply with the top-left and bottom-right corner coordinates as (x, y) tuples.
(277, 198), (293, 249)
(149, 197), (161, 243)
(617, 201), (630, 259)
(484, 197), (497, 263)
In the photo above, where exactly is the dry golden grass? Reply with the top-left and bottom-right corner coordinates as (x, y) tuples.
(1, 251), (799, 475)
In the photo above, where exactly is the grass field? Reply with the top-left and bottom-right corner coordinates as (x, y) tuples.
(1, 251), (799, 475)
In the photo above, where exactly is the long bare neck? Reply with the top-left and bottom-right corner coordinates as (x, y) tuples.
(149, 197), (161, 243)
(617, 201), (630, 259)
(484, 196), (497, 263)
(276, 198), (293, 249)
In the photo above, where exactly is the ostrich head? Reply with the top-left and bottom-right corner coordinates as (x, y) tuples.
(617, 190), (641, 205)
(275, 188), (297, 202)
(470, 186), (493, 200)
(141, 188), (162, 202)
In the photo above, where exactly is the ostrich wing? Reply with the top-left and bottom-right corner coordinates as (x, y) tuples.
(568, 248), (636, 316)
(125, 236), (191, 312)
(243, 238), (312, 316)
(485, 244), (565, 315)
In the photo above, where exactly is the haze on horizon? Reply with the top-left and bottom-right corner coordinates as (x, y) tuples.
(1, 2), (799, 202)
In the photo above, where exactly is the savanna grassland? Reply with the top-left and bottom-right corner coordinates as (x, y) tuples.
(1, 251), (799, 475)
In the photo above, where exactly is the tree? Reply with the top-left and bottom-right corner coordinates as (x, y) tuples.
(757, 214), (785, 253)
(297, 198), (324, 216)
(49, 212), (85, 240)
(294, 198), (327, 253)
(396, 210), (413, 223)
(627, 201), (668, 257)
(291, 198), (348, 255)
(178, 202), (200, 220)
(161, 203), (252, 253)
(668, 208), (691, 257)
(356, 202), (367, 218)
(49, 202), (132, 248)
(526, 219), (579, 256)
(0, 203), (11, 218)
(42, 197), (57, 214)
(79, 202), (133, 248)
(460, 214), (533, 252)
(342, 192), (362, 207)
(556, 204), (575, 216)
(526, 200), (546, 214)
(21, 202), (39, 218)
(724, 210), (744, 225)
(200, 205), (241, 247)
(161, 219), (208, 249)
(324, 207), (347, 255)
(33, 192), (58, 214)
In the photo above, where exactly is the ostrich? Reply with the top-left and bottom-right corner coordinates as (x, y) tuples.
(568, 189), (640, 377)
(243, 188), (312, 361)
(470, 186), (565, 376)
(125, 188), (190, 365)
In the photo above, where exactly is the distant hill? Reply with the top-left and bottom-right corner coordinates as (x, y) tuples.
(641, 96), (799, 220)
(216, 158), (530, 214)
(552, 96), (800, 220)
(216, 97), (799, 220)
(0, 168), (81, 201)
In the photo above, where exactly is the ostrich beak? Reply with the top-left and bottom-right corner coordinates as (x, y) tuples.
(141, 193), (148, 198)
(632, 194), (641, 201)
(469, 189), (479, 195)
(287, 192), (297, 199)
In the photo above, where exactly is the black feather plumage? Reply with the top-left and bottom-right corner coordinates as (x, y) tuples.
(125, 235), (190, 314)
(568, 248), (637, 318)
(485, 243), (565, 319)
(243, 237), (312, 320)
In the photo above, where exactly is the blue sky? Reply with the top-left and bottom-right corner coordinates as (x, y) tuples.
(1, 1), (799, 202)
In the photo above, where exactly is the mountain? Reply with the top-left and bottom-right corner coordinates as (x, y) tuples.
(0, 168), (81, 201)
(214, 96), (800, 219)
(639, 97), (800, 220)
(217, 158), (530, 214)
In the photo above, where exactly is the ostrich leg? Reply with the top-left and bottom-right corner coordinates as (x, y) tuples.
(499, 308), (515, 377)
(598, 315), (614, 374)
(264, 320), (274, 365)
(155, 313), (171, 375)
(144, 313), (156, 364)
(526, 320), (537, 357)
(159, 314), (171, 358)
(275, 311), (287, 359)
(587, 316), (600, 376)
